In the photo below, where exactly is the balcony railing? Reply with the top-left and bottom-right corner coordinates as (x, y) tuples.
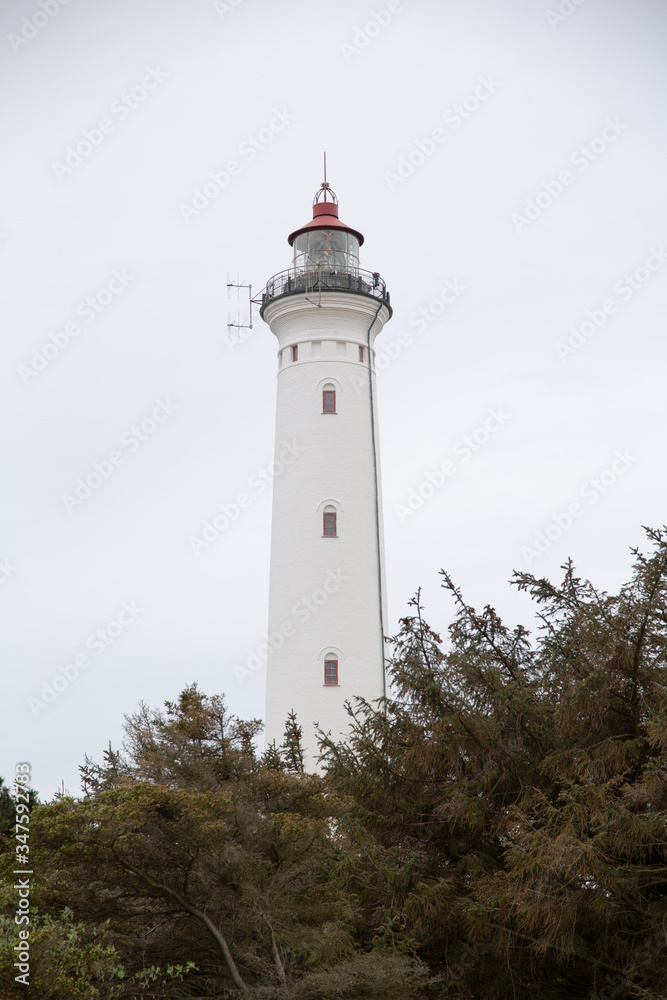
(260, 267), (391, 315)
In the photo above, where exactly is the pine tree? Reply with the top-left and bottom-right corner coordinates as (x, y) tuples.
(321, 527), (667, 998)
(18, 686), (426, 997)
(281, 710), (306, 774)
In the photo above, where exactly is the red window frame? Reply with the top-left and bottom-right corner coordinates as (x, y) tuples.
(324, 659), (338, 685)
(359, 345), (365, 362)
(323, 389), (336, 413)
(291, 345), (298, 361)
(323, 512), (337, 537)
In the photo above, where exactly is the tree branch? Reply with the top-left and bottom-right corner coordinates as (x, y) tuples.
(267, 922), (286, 983)
(123, 861), (247, 991)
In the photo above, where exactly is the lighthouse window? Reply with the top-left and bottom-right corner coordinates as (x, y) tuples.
(323, 389), (336, 413)
(293, 230), (360, 275)
(324, 659), (338, 685)
(359, 346), (365, 362)
(291, 345), (298, 362)
(323, 512), (337, 537)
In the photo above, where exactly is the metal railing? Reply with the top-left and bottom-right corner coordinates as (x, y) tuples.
(260, 267), (391, 313)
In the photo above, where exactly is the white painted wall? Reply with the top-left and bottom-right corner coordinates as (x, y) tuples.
(262, 291), (391, 767)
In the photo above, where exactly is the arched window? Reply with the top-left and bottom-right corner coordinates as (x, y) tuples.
(322, 383), (336, 413)
(324, 658), (338, 685)
(323, 506), (337, 536)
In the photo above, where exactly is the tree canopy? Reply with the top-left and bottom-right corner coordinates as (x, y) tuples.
(1, 527), (666, 997)
(321, 527), (667, 997)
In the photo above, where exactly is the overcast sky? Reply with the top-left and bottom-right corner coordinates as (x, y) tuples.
(2, 0), (666, 799)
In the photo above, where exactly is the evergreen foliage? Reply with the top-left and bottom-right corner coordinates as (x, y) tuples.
(3, 686), (424, 996)
(321, 527), (667, 997)
(1, 530), (665, 997)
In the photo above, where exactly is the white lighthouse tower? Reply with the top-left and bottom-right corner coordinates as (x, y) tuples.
(261, 170), (392, 767)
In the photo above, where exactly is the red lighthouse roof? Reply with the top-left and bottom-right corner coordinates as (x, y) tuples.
(287, 177), (365, 247)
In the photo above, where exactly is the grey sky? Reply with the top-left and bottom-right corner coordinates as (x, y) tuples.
(2, 0), (666, 798)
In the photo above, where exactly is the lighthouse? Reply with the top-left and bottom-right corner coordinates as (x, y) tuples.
(260, 171), (393, 767)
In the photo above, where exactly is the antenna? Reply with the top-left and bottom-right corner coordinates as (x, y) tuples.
(226, 271), (253, 332)
(323, 151), (327, 191)
(225, 271), (264, 352)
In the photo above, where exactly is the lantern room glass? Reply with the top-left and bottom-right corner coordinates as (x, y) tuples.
(293, 230), (359, 275)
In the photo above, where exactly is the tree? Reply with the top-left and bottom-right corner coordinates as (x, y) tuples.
(280, 711), (306, 775)
(0, 777), (38, 843)
(11, 521), (663, 997)
(22, 686), (426, 997)
(321, 527), (667, 998)
(0, 907), (121, 1000)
